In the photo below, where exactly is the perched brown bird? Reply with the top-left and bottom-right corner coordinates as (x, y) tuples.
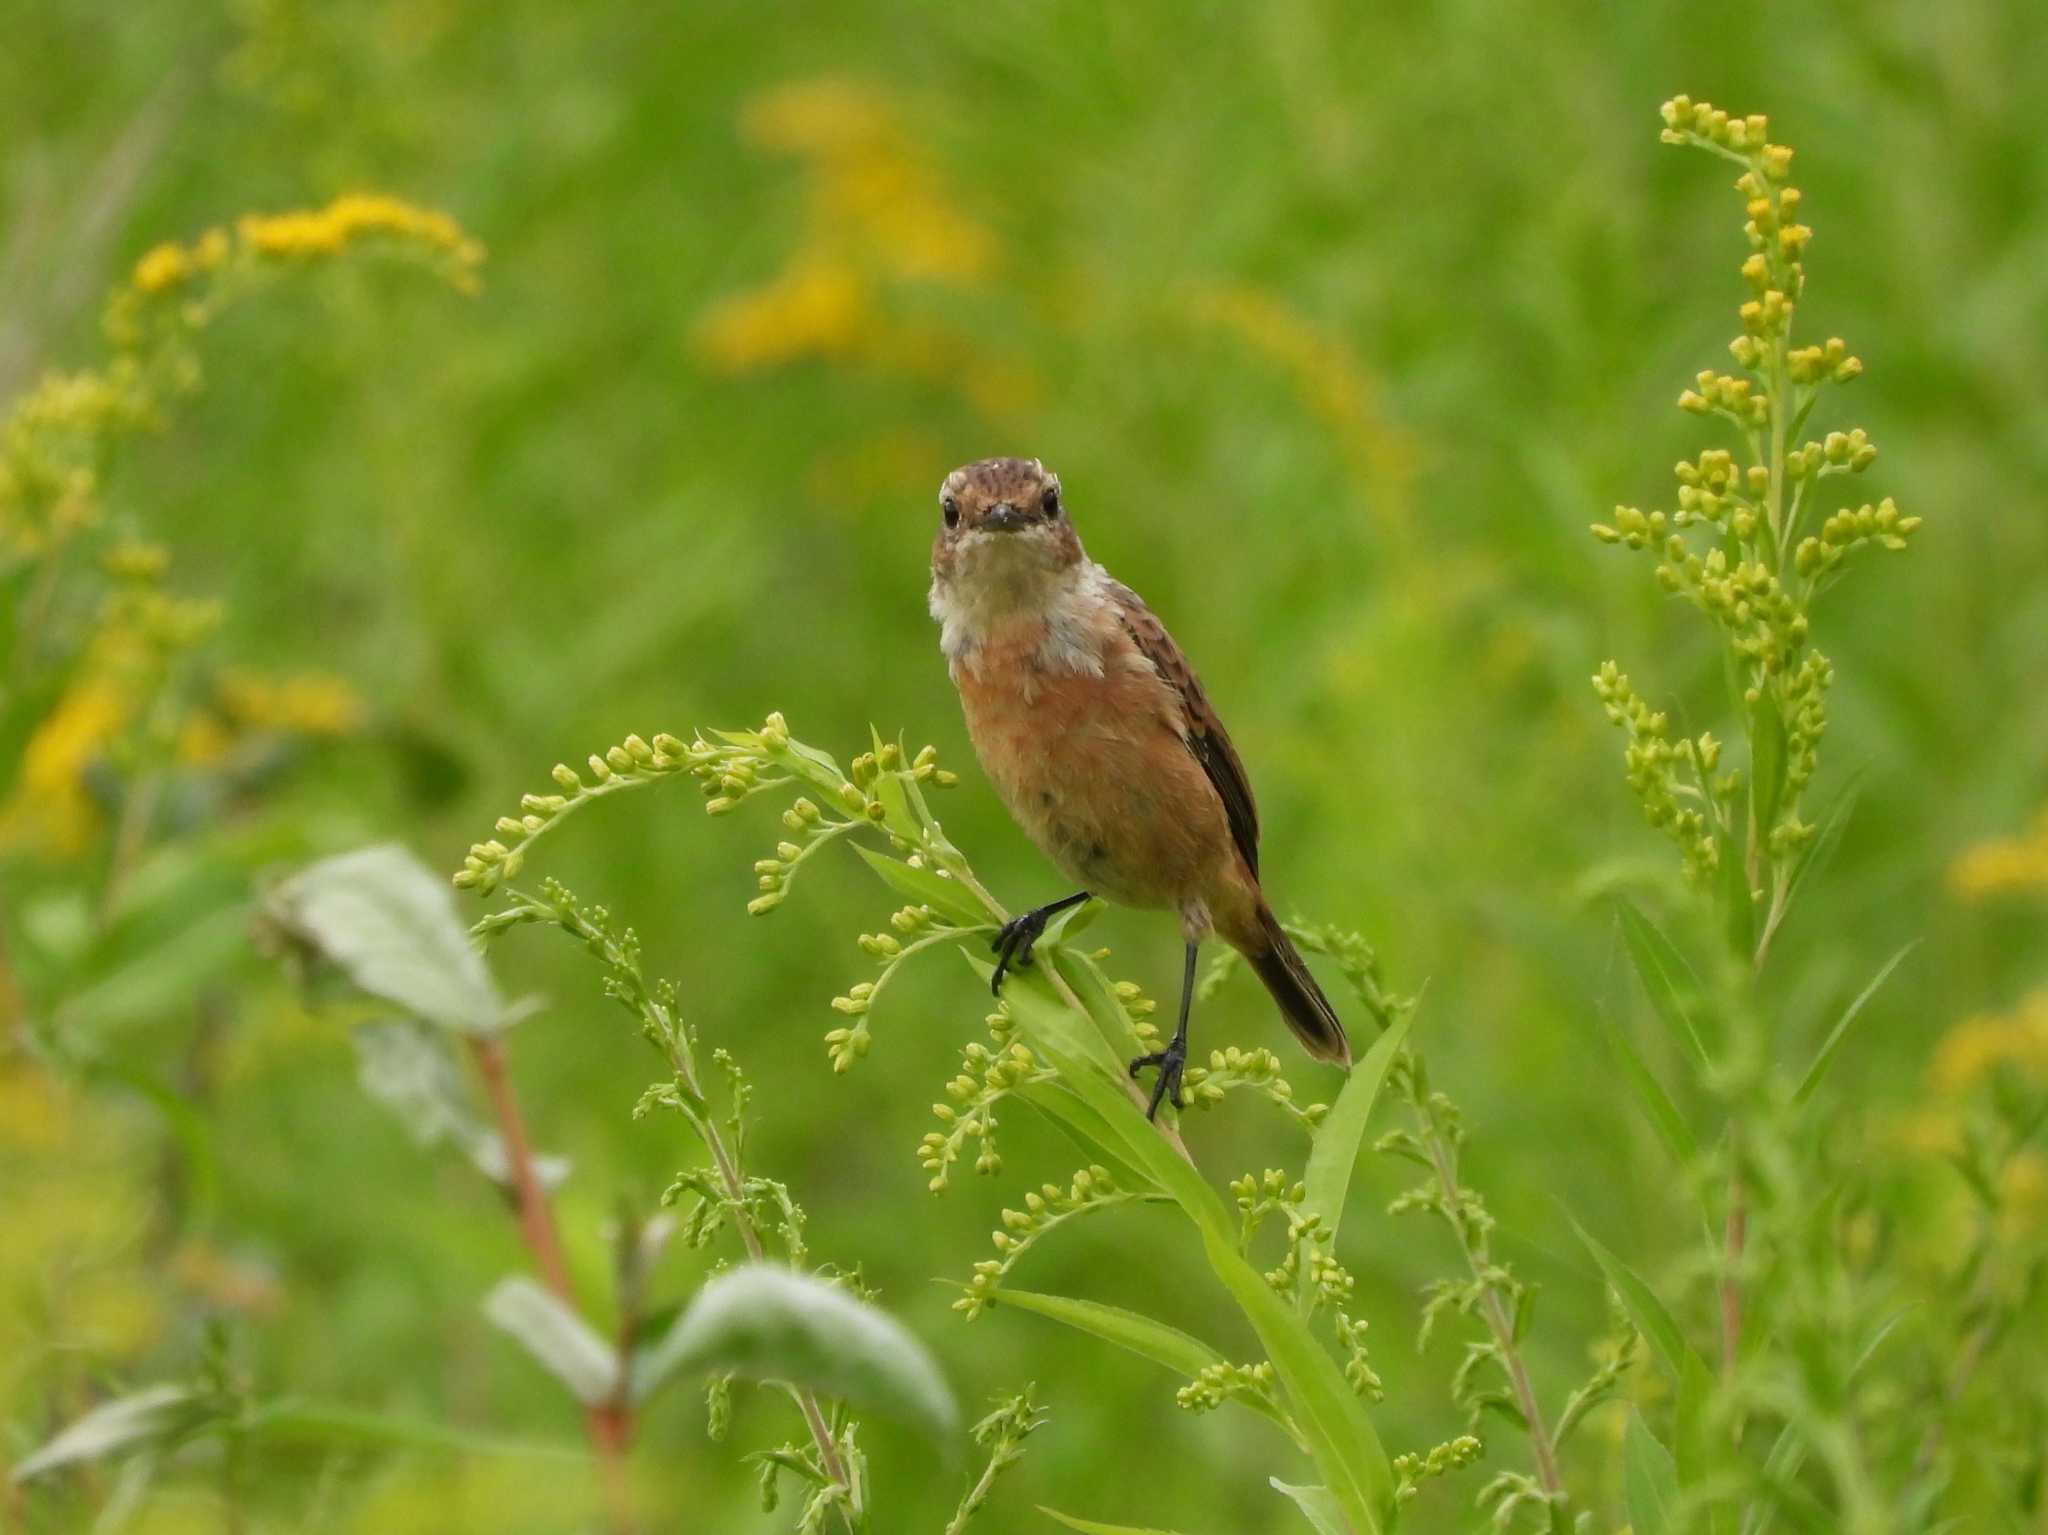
(928, 456), (1349, 1118)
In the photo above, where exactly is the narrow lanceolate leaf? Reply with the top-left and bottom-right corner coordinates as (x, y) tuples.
(1567, 1217), (1707, 1386)
(851, 844), (990, 929)
(1614, 898), (1710, 1067)
(635, 1266), (958, 1445)
(997, 995), (1393, 1531)
(1794, 941), (1920, 1106)
(12, 1386), (208, 1480)
(1270, 1479), (1348, 1535)
(1622, 1410), (1680, 1535)
(484, 1277), (621, 1406)
(1593, 1002), (1698, 1166)
(996, 1290), (1301, 1444)
(1720, 836), (1756, 966)
(267, 844), (506, 1033)
(1785, 775), (1860, 912)
(1303, 1008), (1413, 1244)
(1038, 1509), (1195, 1534)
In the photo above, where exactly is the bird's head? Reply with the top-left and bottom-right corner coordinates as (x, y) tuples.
(929, 457), (1083, 593)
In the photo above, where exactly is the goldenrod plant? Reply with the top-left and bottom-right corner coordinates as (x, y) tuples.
(2, 197), (484, 1525)
(1575, 99), (2042, 1533)
(454, 716), (1622, 1532)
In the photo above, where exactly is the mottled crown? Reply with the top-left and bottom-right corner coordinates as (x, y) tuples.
(939, 457), (1061, 525)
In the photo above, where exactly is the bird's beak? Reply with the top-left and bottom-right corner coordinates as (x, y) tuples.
(982, 503), (1028, 533)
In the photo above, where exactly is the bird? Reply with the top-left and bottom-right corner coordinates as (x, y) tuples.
(927, 456), (1349, 1119)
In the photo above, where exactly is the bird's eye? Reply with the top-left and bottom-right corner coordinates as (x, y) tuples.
(942, 496), (960, 529)
(1041, 485), (1061, 517)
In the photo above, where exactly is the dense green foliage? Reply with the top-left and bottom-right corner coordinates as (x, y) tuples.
(5, 3), (2045, 1531)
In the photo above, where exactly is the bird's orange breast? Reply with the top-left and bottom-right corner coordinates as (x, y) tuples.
(952, 616), (1239, 912)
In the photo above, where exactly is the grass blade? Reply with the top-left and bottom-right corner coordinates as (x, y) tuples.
(1794, 941), (1919, 1106)
(1303, 1009), (1413, 1245)
(1567, 1217), (1706, 1384)
(1623, 1410), (1680, 1534)
(1613, 898), (1710, 1067)
(1593, 1002), (1698, 1166)
(995, 1289), (1302, 1445)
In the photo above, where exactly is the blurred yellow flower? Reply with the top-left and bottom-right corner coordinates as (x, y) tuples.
(236, 191), (486, 280)
(1181, 280), (1416, 523)
(0, 677), (129, 855)
(697, 257), (868, 370)
(698, 77), (1032, 420)
(216, 666), (368, 736)
(0, 1058), (164, 1415)
(1949, 810), (2048, 897)
(130, 241), (196, 296)
(1930, 989), (2048, 1096)
(741, 78), (996, 285)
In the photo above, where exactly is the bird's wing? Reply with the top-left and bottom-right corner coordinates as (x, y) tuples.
(1109, 579), (1261, 877)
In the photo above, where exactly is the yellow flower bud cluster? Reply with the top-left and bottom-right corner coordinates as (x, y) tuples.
(1180, 1044), (1329, 1131)
(1393, 1435), (1483, 1500)
(1591, 102), (1918, 908)
(1334, 1311), (1385, 1402)
(1592, 662), (1724, 885)
(1175, 1359), (1277, 1415)
(455, 729), (707, 895)
(954, 1165), (1123, 1319)
(917, 1040), (1049, 1191)
(1792, 497), (1922, 579)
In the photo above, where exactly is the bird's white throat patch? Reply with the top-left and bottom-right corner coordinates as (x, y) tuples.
(931, 550), (1112, 679)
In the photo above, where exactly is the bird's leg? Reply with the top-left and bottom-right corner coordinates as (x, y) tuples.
(1129, 941), (1198, 1121)
(989, 890), (1091, 995)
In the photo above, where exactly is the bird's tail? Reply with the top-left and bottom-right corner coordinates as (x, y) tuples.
(1243, 905), (1350, 1067)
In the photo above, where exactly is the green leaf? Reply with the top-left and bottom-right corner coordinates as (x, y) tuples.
(1794, 941), (1919, 1106)
(1201, 1228), (1392, 1532)
(1038, 1509), (1194, 1534)
(1270, 1479), (1348, 1535)
(355, 1020), (570, 1190)
(994, 1290), (1222, 1379)
(1784, 775), (1860, 913)
(1720, 835), (1756, 964)
(966, 952), (1130, 1082)
(1592, 1003), (1698, 1166)
(12, 1386), (210, 1480)
(1014, 1080), (1159, 1191)
(995, 1290), (1300, 1444)
(484, 1277), (620, 1406)
(1623, 1410), (1680, 1534)
(1302, 1008), (1413, 1244)
(1749, 692), (1787, 839)
(1613, 899), (1710, 1068)
(267, 844), (505, 1033)
(852, 843), (990, 928)
(634, 1265), (958, 1444)
(1567, 1217), (1707, 1386)
(1000, 995), (1391, 1531)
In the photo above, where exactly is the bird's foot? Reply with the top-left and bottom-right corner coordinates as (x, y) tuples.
(989, 909), (1053, 995)
(1127, 1035), (1188, 1121)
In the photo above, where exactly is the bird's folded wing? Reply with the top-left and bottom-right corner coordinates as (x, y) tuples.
(1109, 579), (1262, 877)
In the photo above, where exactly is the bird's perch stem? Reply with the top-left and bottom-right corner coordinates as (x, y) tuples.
(468, 1034), (638, 1535)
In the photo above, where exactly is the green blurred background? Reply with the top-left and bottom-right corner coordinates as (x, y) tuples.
(5, 0), (2045, 1529)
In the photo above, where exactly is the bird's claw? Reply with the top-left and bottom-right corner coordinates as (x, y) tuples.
(1128, 1036), (1187, 1121)
(989, 910), (1051, 995)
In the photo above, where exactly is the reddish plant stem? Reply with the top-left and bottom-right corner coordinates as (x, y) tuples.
(1720, 1176), (1747, 1383)
(468, 1034), (637, 1534)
